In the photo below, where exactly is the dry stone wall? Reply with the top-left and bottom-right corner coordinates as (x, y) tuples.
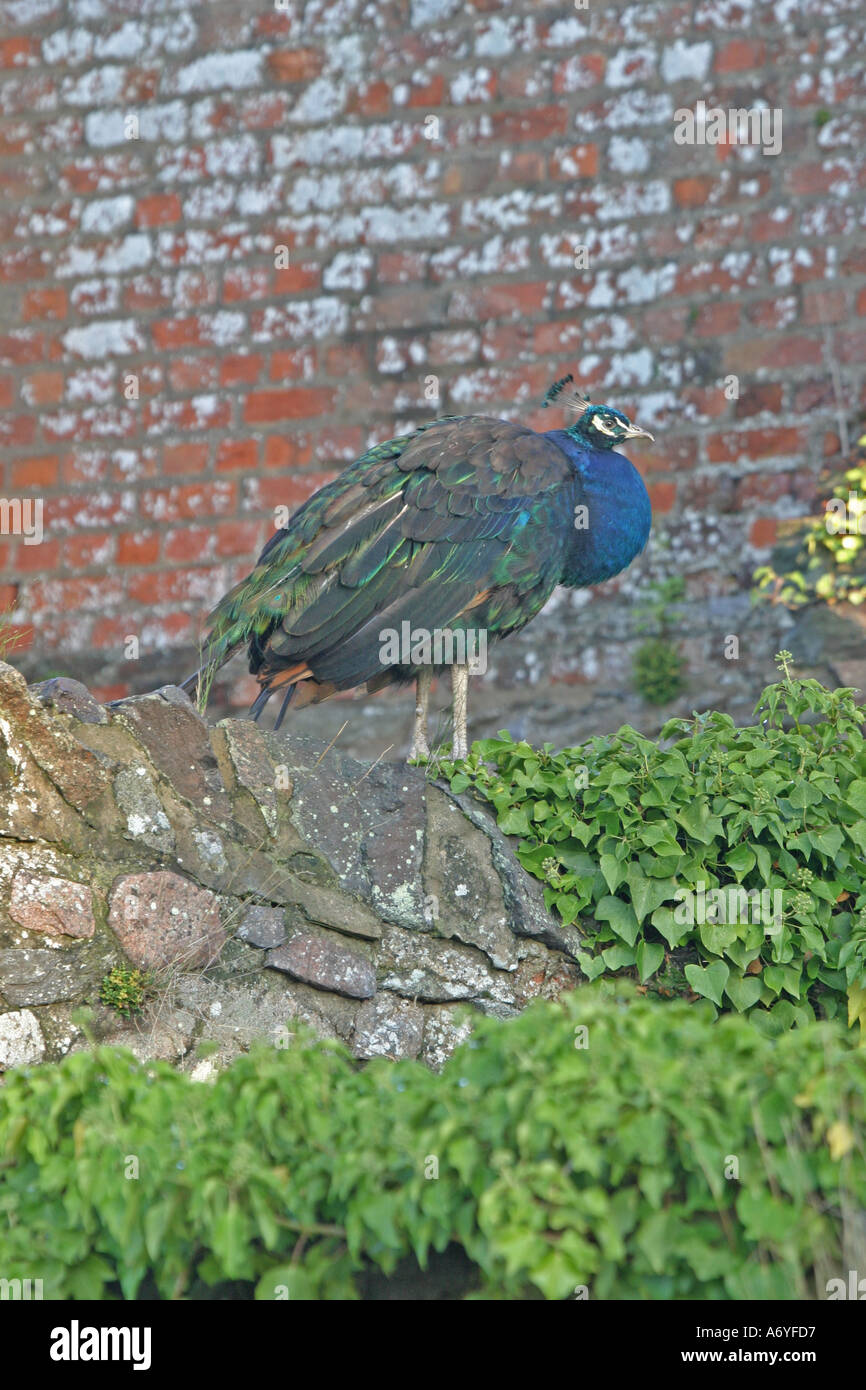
(0, 659), (582, 1073)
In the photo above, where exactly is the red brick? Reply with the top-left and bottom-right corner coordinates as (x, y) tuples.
(693, 302), (740, 336)
(269, 348), (316, 381)
(11, 454), (59, 488)
(220, 353), (264, 387)
(268, 49), (324, 82)
(673, 177), (715, 208)
(725, 336), (823, 371)
(151, 318), (201, 350)
(803, 288), (847, 325)
(242, 472), (337, 514)
(734, 384), (784, 417)
(139, 481), (236, 523)
(21, 287), (67, 322)
(552, 53), (605, 94)
(162, 441), (210, 475)
(489, 107), (568, 143)
(216, 439), (258, 472)
(549, 144), (598, 180)
(63, 534), (117, 570)
(23, 370), (64, 406)
(117, 531), (160, 565)
(136, 193), (183, 228)
(748, 518), (777, 546)
(447, 282), (548, 320)
(324, 343), (367, 377)
(376, 251), (429, 285)
(648, 482), (677, 513)
(0, 38), (36, 67)
(0, 331), (47, 365)
(164, 526), (213, 563)
(243, 387), (335, 424)
(715, 39), (766, 71)
(15, 538), (60, 571)
(213, 520), (262, 557)
(168, 356), (219, 393)
(223, 266), (271, 302)
(835, 327), (866, 363)
(273, 263), (321, 294)
(0, 414), (37, 446)
(347, 81), (391, 116)
(707, 427), (806, 464)
(406, 75), (445, 108)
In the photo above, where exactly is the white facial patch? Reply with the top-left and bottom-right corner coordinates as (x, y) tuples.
(593, 416), (620, 436)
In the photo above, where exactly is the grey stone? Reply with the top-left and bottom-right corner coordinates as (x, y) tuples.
(0, 946), (103, 1007)
(218, 719), (284, 835)
(0, 1008), (45, 1067)
(114, 765), (175, 852)
(421, 1004), (475, 1070)
(352, 992), (425, 1060)
(111, 689), (233, 824)
(423, 786), (519, 969)
(31, 677), (108, 724)
(238, 904), (286, 949)
(268, 929), (376, 1000)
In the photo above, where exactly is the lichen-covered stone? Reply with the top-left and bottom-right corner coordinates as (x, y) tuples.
(0, 1008), (45, 1068)
(0, 661), (110, 813)
(0, 945), (104, 1007)
(352, 992), (425, 1059)
(217, 719), (284, 835)
(114, 765), (174, 852)
(111, 688), (233, 824)
(31, 677), (108, 725)
(9, 871), (95, 939)
(108, 870), (226, 970)
(0, 662), (583, 1070)
(238, 904), (286, 949)
(268, 929), (376, 1000)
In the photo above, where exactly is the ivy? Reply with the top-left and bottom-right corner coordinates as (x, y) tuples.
(753, 446), (866, 608)
(0, 987), (863, 1300)
(448, 657), (866, 1035)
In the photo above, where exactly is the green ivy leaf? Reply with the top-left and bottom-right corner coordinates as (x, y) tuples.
(636, 940), (664, 983)
(684, 961), (730, 1007)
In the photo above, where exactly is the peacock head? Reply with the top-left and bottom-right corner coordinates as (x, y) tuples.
(543, 375), (654, 451)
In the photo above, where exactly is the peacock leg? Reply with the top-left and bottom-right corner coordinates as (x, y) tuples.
(451, 662), (469, 761)
(409, 667), (432, 762)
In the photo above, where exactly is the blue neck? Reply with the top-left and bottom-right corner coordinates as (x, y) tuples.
(545, 428), (652, 587)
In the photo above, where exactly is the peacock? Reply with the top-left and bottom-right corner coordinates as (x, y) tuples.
(181, 377), (653, 761)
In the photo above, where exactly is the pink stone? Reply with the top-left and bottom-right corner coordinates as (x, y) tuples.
(9, 872), (95, 939)
(109, 870), (226, 970)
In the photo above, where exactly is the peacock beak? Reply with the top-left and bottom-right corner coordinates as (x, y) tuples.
(622, 423), (654, 443)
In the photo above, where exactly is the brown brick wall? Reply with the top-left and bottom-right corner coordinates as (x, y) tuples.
(0, 0), (863, 704)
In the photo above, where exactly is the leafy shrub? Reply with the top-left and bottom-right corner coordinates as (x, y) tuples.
(632, 638), (687, 705)
(99, 966), (150, 1018)
(448, 658), (866, 1035)
(631, 575), (688, 704)
(0, 986), (863, 1300)
(753, 446), (866, 608)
